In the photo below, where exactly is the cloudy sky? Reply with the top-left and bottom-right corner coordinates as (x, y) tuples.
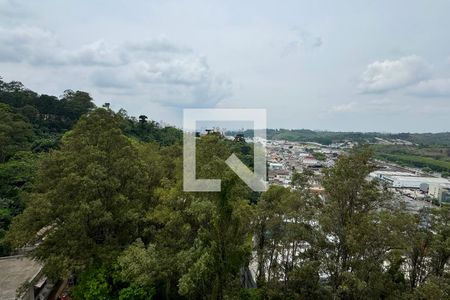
(1, 0), (450, 132)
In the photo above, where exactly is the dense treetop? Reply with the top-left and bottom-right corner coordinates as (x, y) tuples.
(2, 78), (450, 299)
(0, 78), (182, 256)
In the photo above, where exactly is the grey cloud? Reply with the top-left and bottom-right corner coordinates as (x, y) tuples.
(124, 42), (232, 107)
(124, 38), (191, 55)
(408, 78), (450, 97)
(0, 27), (127, 66)
(312, 37), (323, 48)
(281, 27), (323, 57)
(0, 0), (30, 20)
(90, 71), (132, 89)
(0, 27), (62, 65)
(359, 55), (430, 94)
(92, 56), (232, 107)
(67, 40), (128, 67)
(0, 26), (232, 107)
(134, 56), (212, 86)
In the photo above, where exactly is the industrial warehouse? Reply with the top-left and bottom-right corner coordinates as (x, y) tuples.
(370, 170), (450, 204)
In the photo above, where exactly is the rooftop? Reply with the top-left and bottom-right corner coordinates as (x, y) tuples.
(0, 256), (42, 300)
(387, 176), (450, 184)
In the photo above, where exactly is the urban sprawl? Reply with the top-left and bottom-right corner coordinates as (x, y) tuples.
(230, 135), (450, 213)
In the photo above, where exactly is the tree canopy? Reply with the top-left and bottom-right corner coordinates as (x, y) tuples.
(3, 79), (450, 299)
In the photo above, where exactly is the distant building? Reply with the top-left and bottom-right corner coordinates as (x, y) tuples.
(429, 184), (450, 203)
(302, 157), (322, 168)
(419, 183), (429, 193)
(369, 170), (418, 179)
(381, 175), (450, 189)
(268, 162), (283, 170)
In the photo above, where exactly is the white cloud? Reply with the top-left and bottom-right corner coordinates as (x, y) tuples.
(359, 55), (430, 93)
(0, 26), (232, 107)
(90, 41), (232, 107)
(408, 78), (450, 97)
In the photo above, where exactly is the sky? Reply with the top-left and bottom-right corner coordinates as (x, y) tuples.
(1, 0), (450, 133)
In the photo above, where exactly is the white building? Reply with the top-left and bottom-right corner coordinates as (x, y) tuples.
(302, 157), (320, 166)
(268, 162), (283, 170)
(382, 175), (450, 189)
(429, 183), (450, 203)
(369, 170), (418, 179)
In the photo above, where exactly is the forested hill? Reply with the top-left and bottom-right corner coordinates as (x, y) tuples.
(0, 78), (182, 255)
(0, 78), (182, 157)
(230, 128), (450, 146)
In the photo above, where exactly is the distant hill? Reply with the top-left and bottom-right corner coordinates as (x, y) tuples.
(0, 77), (182, 151)
(228, 129), (450, 147)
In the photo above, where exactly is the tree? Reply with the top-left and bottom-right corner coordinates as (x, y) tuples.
(7, 108), (161, 277)
(117, 134), (254, 299)
(72, 266), (112, 300)
(0, 104), (35, 162)
(253, 168), (324, 299)
(430, 207), (450, 277)
(0, 151), (38, 255)
(61, 90), (96, 121)
(318, 147), (399, 298)
(138, 115), (148, 124)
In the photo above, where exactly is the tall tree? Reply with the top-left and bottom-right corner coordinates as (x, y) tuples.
(117, 134), (254, 299)
(0, 103), (34, 162)
(7, 108), (161, 277)
(318, 148), (398, 298)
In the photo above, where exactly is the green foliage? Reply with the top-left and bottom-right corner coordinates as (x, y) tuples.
(72, 266), (112, 300)
(412, 276), (450, 299)
(235, 288), (263, 300)
(118, 284), (156, 300)
(319, 149), (387, 298)
(0, 151), (38, 255)
(4, 78), (450, 299)
(7, 109), (162, 276)
(117, 109), (182, 147)
(376, 153), (450, 173)
(0, 79), (99, 256)
(231, 129), (450, 147)
(312, 151), (326, 161)
(116, 240), (160, 288)
(72, 264), (156, 300)
(118, 135), (254, 299)
(0, 79), (96, 133)
(0, 103), (35, 162)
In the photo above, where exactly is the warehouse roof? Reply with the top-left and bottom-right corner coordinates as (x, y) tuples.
(386, 176), (450, 184)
